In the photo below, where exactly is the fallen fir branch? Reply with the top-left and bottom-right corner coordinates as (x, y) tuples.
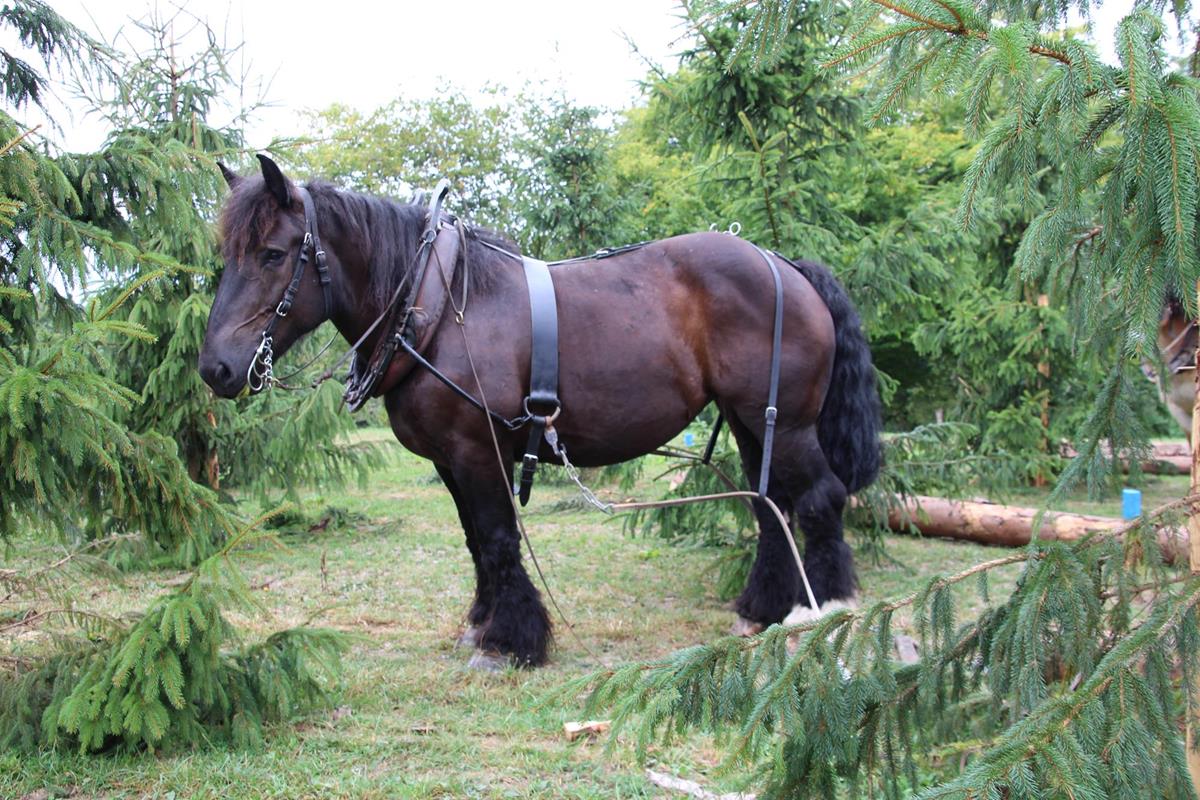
(569, 494), (1197, 798)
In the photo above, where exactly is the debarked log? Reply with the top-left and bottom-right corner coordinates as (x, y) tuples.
(878, 495), (1188, 564)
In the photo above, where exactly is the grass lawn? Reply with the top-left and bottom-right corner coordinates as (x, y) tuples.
(2, 428), (1188, 799)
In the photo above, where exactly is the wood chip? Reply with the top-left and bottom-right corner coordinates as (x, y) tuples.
(563, 719), (611, 741)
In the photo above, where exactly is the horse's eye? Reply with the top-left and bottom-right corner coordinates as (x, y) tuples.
(261, 248), (286, 267)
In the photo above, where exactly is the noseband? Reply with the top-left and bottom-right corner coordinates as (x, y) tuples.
(243, 188), (334, 394)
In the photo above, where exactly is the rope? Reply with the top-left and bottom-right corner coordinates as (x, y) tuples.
(607, 492), (818, 613)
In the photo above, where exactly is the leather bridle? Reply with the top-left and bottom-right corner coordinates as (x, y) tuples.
(242, 187), (334, 395)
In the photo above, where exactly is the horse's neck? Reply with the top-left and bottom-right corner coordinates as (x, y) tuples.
(325, 227), (386, 348)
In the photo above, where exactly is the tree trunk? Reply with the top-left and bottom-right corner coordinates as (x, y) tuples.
(879, 495), (1187, 564)
(1187, 281), (1200, 796)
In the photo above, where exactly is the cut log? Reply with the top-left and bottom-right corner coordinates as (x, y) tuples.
(1058, 442), (1191, 474)
(880, 495), (1187, 564)
(1141, 455), (1190, 475)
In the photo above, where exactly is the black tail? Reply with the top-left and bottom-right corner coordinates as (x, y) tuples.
(782, 255), (882, 493)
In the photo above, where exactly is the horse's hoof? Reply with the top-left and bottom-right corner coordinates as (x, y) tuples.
(783, 598), (858, 626)
(467, 650), (509, 672)
(457, 626), (480, 649)
(731, 616), (764, 637)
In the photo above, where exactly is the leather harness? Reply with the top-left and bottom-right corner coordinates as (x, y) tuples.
(517, 257), (560, 505)
(263, 183), (788, 508)
(342, 180), (455, 411)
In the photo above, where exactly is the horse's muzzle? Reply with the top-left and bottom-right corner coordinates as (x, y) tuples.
(198, 352), (246, 399)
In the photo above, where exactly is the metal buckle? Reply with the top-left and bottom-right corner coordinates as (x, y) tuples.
(275, 300), (290, 317)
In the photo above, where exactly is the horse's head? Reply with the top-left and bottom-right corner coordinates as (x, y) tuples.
(199, 155), (332, 397)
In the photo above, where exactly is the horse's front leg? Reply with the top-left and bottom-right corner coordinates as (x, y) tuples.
(435, 465), (490, 648)
(448, 459), (552, 669)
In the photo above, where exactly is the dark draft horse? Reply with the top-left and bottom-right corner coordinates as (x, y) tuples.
(198, 156), (882, 668)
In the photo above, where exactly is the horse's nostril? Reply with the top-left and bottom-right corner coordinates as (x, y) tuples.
(198, 353), (238, 395)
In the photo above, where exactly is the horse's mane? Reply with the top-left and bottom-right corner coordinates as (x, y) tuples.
(219, 177), (518, 311)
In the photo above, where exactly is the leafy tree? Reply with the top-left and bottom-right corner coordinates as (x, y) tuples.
(296, 88), (633, 261)
(294, 90), (521, 231)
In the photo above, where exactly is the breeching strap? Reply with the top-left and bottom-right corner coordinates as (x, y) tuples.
(754, 245), (785, 497)
(585, 246), (819, 613)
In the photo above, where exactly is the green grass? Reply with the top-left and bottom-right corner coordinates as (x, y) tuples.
(2, 428), (1189, 799)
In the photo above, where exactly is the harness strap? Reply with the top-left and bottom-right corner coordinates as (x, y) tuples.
(245, 186), (334, 394)
(702, 412), (725, 464)
(517, 256), (561, 506)
(395, 336), (530, 431)
(343, 180), (451, 410)
(298, 187), (334, 318)
(753, 246), (785, 497)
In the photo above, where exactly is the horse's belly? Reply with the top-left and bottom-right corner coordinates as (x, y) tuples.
(544, 374), (705, 467)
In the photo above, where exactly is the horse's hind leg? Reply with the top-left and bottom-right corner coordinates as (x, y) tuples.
(435, 465), (491, 647)
(725, 414), (801, 633)
(727, 413), (855, 629)
(773, 429), (855, 617)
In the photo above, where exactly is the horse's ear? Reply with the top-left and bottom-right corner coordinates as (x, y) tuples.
(217, 162), (241, 189)
(256, 153), (292, 208)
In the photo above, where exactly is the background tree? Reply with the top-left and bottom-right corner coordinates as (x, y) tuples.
(294, 90), (521, 231)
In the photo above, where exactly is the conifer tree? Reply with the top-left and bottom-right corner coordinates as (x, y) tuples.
(723, 0), (1200, 492)
(1, 1), (348, 751)
(576, 1), (1200, 796)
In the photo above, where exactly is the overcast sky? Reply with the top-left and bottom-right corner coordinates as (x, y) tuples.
(43, 0), (689, 150)
(24, 0), (1200, 152)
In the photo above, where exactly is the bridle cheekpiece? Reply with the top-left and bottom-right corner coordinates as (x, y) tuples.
(241, 187), (333, 396)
